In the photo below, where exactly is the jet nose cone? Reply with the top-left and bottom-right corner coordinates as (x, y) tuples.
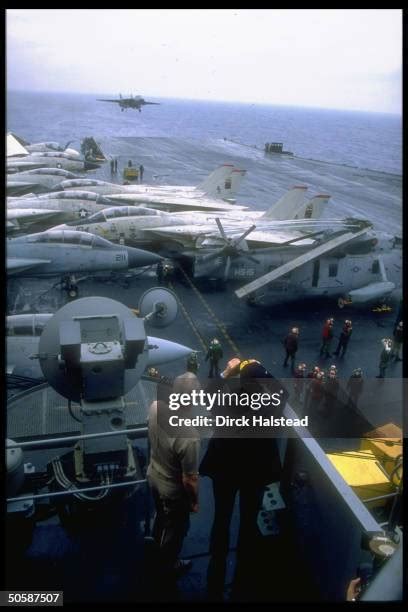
(127, 247), (163, 269)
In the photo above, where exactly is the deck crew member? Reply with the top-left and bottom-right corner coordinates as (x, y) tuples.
(308, 370), (325, 414)
(323, 365), (339, 413)
(139, 164), (144, 182)
(320, 318), (334, 358)
(346, 368), (364, 408)
(304, 365), (319, 407)
(283, 326), (299, 371)
(293, 362), (306, 403)
(186, 351), (199, 374)
(205, 338), (223, 378)
(147, 372), (201, 576)
(391, 321), (403, 362)
(110, 159), (114, 173)
(334, 319), (352, 358)
(200, 357), (287, 600)
(377, 338), (393, 378)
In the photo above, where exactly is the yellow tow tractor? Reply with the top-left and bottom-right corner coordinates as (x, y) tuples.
(326, 423), (402, 510)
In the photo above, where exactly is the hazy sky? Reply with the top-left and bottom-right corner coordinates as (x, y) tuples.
(7, 9), (402, 114)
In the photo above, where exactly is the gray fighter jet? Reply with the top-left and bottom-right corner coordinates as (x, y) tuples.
(57, 164), (246, 201)
(7, 168), (81, 196)
(97, 94), (160, 112)
(7, 151), (101, 173)
(8, 133), (75, 153)
(7, 191), (129, 231)
(7, 229), (162, 277)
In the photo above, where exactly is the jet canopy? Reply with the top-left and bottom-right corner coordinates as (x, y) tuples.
(23, 168), (80, 178)
(38, 190), (113, 203)
(86, 206), (164, 223)
(19, 230), (115, 249)
(61, 179), (106, 188)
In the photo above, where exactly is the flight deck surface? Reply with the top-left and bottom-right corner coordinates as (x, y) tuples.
(6, 136), (403, 603)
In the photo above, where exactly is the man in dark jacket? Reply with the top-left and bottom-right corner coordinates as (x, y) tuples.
(200, 357), (287, 600)
(334, 320), (353, 358)
(392, 321), (403, 361)
(283, 327), (299, 371)
(377, 339), (393, 378)
(346, 368), (364, 408)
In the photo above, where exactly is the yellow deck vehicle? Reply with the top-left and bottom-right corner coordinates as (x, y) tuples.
(326, 449), (397, 509)
(123, 167), (139, 181)
(361, 423), (402, 487)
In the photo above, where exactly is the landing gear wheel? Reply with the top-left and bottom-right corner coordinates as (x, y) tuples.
(69, 286), (78, 298)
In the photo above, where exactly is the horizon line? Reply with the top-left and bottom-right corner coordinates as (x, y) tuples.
(6, 88), (401, 117)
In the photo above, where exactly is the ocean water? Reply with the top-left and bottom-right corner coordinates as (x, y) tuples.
(7, 91), (402, 176)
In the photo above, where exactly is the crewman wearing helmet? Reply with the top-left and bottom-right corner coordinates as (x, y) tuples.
(334, 320), (353, 358)
(205, 338), (224, 378)
(346, 368), (364, 408)
(377, 339), (393, 378)
(283, 326), (300, 371)
(320, 318), (335, 358)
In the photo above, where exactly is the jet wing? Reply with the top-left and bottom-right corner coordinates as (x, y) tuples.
(7, 160), (49, 172)
(106, 193), (248, 212)
(7, 208), (63, 226)
(97, 99), (122, 104)
(7, 257), (52, 275)
(235, 226), (371, 299)
(7, 182), (40, 196)
(240, 229), (316, 247)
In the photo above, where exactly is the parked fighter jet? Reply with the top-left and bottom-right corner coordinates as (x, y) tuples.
(6, 313), (194, 383)
(8, 132), (75, 153)
(49, 190), (330, 251)
(7, 191), (130, 231)
(7, 168), (81, 196)
(7, 151), (101, 173)
(7, 229), (161, 277)
(57, 164), (246, 201)
(64, 165), (246, 200)
(97, 94), (160, 112)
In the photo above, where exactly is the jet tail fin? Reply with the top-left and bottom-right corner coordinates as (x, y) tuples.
(293, 194), (330, 220)
(197, 164), (235, 197)
(261, 186), (308, 220)
(199, 165), (247, 199)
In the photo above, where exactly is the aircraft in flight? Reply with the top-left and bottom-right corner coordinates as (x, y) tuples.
(97, 94), (160, 112)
